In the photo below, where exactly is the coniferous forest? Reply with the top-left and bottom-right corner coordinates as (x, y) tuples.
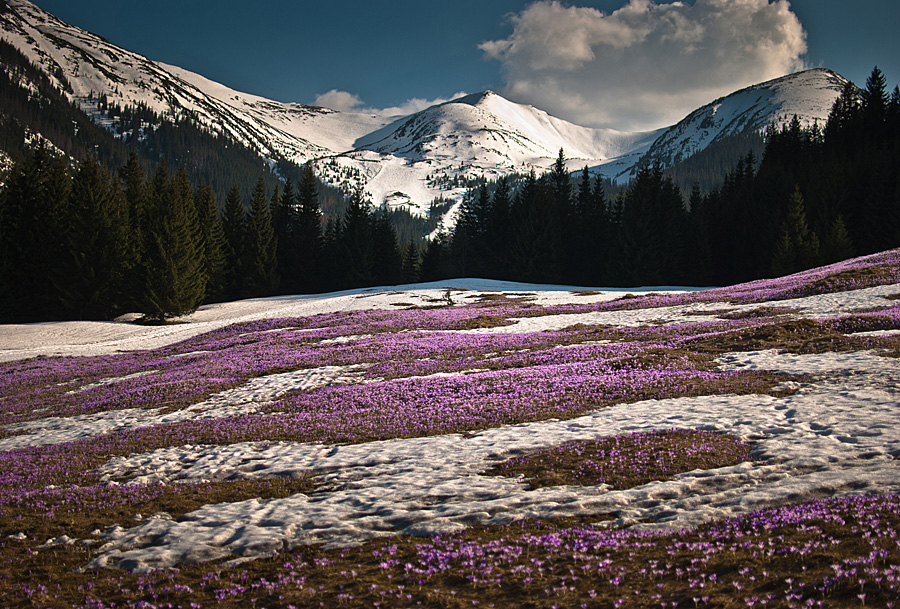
(442, 67), (900, 288)
(1, 67), (898, 323)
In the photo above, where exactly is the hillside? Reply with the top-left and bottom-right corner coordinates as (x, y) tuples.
(636, 68), (848, 172)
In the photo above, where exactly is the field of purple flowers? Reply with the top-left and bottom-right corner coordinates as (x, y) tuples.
(1, 249), (899, 608)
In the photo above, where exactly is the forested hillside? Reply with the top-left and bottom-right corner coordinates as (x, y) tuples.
(440, 67), (900, 288)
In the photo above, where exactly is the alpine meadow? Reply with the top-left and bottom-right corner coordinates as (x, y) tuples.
(1, 1), (900, 608)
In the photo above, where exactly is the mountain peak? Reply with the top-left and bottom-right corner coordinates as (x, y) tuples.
(637, 68), (847, 170)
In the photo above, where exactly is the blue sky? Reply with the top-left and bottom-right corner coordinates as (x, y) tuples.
(32, 0), (900, 131)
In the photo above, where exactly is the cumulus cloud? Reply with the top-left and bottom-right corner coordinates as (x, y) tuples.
(314, 89), (469, 116)
(481, 0), (808, 131)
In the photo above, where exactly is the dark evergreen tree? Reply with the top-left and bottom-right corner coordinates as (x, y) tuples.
(242, 175), (279, 297)
(0, 144), (71, 321)
(401, 240), (420, 284)
(341, 188), (374, 287)
(295, 162), (323, 292)
(371, 207), (402, 286)
(510, 172), (561, 283)
(56, 157), (129, 319)
(141, 161), (206, 320)
(194, 180), (227, 302)
(486, 176), (512, 278)
(221, 182), (245, 300)
(861, 66), (889, 129)
(686, 182), (713, 285)
(320, 216), (344, 291)
(613, 165), (685, 285)
(272, 176), (298, 292)
(572, 167), (609, 284)
(420, 231), (451, 282)
(771, 186), (821, 277)
(119, 150), (149, 309)
(821, 214), (855, 264)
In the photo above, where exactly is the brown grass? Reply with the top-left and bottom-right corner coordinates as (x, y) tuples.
(717, 306), (800, 319)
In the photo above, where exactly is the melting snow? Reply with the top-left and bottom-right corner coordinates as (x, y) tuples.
(2, 278), (898, 572)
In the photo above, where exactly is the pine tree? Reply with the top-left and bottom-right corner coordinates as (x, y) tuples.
(771, 186), (821, 277)
(487, 176), (512, 278)
(420, 232), (450, 282)
(687, 181), (713, 285)
(371, 207), (402, 286)
(119, 150), (149, 309)
(401, 240), (420, 284)
(341, 188), (374, 287)
(295, 162), (323, 292)
(57, 157), (128, 319)
(862, 66), (889, 128)
(194, 180), (227, 302)
(0, 144), (71, 321)
(821, 214), (855, 264)
(243, 175), (279, 297)
(511, 172), (560, 283)
(272, 176), (298, 292)
(141, 161), (206, 320)
(221, 182), (245, 300)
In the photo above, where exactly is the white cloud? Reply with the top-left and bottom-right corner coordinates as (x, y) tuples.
(481, 0), (808, 131)
(314, 90), (469, 117)
(313, 89), (366, 112)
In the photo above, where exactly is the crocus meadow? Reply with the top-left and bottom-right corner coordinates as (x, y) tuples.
(0, 249), (898, 608)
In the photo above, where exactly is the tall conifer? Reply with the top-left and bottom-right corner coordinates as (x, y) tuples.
(243, 175), (278, 296)
(58, 157), (128, 319)
(141, 161), (205, 320)
(195, 180), (227, 301)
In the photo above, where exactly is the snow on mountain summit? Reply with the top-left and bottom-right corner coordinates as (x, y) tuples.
(0, 0), (849, 225)
(639, 69), (847, 169)
(356, 89), (661, 170)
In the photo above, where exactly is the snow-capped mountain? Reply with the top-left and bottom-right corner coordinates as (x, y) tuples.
(636, 69), (848, 170)
(1, 0), (846, 225)
(0, 0), (392, 162)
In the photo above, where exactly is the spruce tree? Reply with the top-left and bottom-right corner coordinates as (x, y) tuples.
(57, 157), (128, 319)
(272, 176), (298, 292)
(341, 188), (374, 287)
(141, 161), (206, 320)
(120, 150), (149, 309)
(194, 180), (227, 302)
(821, 214), (855, 264)
(771, 186), (821, 277)
(401, 240), (420, 284)
(487, 176), (511, 278)
(295, 162), (323, 292)
(243, 175), (279, 297)
(221, 182), (245, 300)
(0, 144), (71, 321)
(371, 207), (402, 286)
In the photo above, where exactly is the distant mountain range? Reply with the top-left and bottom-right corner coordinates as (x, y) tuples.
(1, 0), (848, 229)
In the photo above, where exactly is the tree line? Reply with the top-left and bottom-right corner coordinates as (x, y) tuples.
(0, 150), (411, 323)
(1, 67), (897, 323)
(430, 67), (900, 287)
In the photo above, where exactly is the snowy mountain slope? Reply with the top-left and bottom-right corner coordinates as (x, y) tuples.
(0, 0), (392, 162)
(0, 0), (848, 227)
(635, 69), (847, 170)
(356, 91), (662, 170)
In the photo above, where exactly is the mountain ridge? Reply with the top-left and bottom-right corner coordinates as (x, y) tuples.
(1, 0), (846, 226)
